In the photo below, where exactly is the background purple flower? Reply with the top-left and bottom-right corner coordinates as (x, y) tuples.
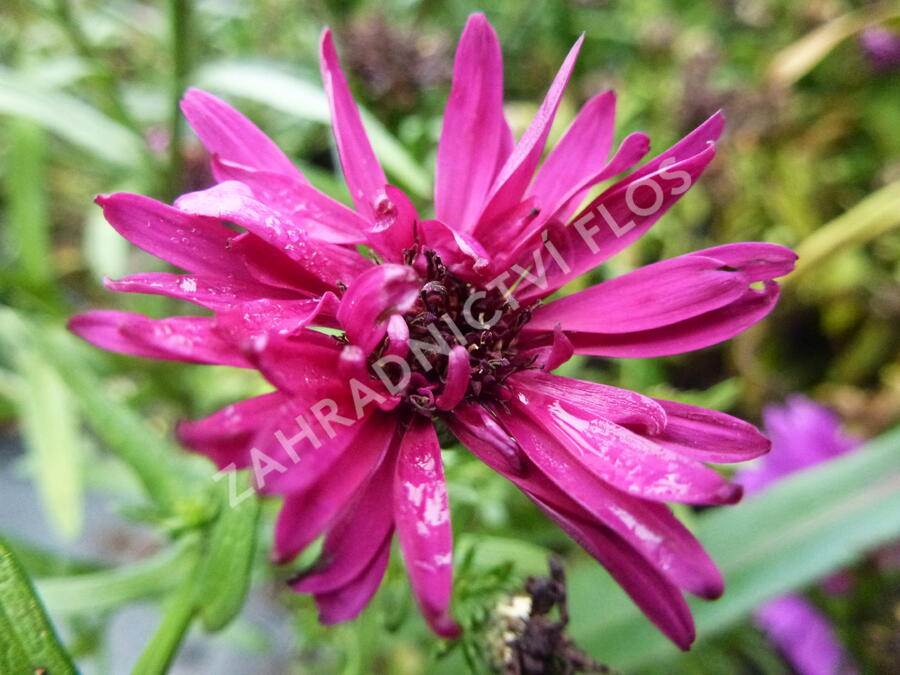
(738, 395), (862, 675)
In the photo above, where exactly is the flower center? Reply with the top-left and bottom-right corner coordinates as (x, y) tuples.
(371, 249), (536, 416)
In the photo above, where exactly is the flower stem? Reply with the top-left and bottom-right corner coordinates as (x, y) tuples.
(166, 0), (191, 200)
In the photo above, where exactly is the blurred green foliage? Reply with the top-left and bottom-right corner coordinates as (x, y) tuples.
(1, 0), (899, 673)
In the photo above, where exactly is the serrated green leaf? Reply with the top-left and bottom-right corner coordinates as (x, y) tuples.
(0, 66), (144, 167)
(197, 471), (261, 632)
(0, 536), (77, 674)
(570, 425), (900, 669)
(194, 60), (432, 199)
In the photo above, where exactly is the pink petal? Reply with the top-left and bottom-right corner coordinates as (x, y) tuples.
(690, 242), (797, 282)
(292, 450), (394, 594)
(320, 29), (387, 222)
(228, 232), (329, 294)
(95, 193), (244, 277)
(243, 330), (344, 398)
(648, 398), (771, 464)
(336, 264), (420, 354)
(181, 88), (305, 180)
(450, 407), (697, 648)
(515, 115), (722, 301)
(494, 405), (724, 598)
(512, 371), (667, 435)
(535, 498), (696, 650)
(435, 345), (470, 410)
(273, 412), (396, 562)
(369, 185), (418, 261)
(448, 403), (526, 475)
(526, 91), (617, 218)
(435, 14), (507, 232)
(565, 281), (780, 358)
(526, 255), (749, 334)
(103, 272), (301, 311)
(68, 311), (248, 367)
(508, 392), (741, 505)
(521, 325), (574, 372)
(177, 392), (287, 469)
(314, 535), (392, 625)
(211, 156), (370, 245)
(497, 131), (651, 273)
(248, 392), (362, 497)
(394, 418), (459, 638)
(419, 218), (492, 279)
(175, 181), (370, 292)
(215, 293), (340, 343)
(474, 35), (585, 236)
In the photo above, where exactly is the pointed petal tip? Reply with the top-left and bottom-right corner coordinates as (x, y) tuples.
(717, 482), (743, 505)
(431, 613), (462, 639)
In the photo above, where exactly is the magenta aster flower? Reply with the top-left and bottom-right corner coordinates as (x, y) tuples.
(69, 14), (796, 647)
(738, 396), (860, 674)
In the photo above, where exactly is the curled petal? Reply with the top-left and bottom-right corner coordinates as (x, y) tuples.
(292, 449), (394, 594)
(435, 345), (470, 410)
(517, 114), (722, 300)
(370, 186), (418, 261)
(337, 264), (420, 354)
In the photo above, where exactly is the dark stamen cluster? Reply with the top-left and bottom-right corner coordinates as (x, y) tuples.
(373, 249), (537, 416)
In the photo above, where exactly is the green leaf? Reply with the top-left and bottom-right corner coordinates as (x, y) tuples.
(787, 181), (900, 287)
(196, 472), (261, 632)
(37, 328), (194, 508)
(37, 536), (198, 615)
(0, 536), (77, 674)
(82, 191), (132, 282)
(0, 309), (85, 540)
(4, 120), (53, 285)
(768, 4), (900, 86)
(16, 350), (86, 541)
(194, 60), (432, 199)
(570, 425), (900, 669)
(0, 66), (144, 167)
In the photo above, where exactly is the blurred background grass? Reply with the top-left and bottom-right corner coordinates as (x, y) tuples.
(1, 0), (899, 673)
